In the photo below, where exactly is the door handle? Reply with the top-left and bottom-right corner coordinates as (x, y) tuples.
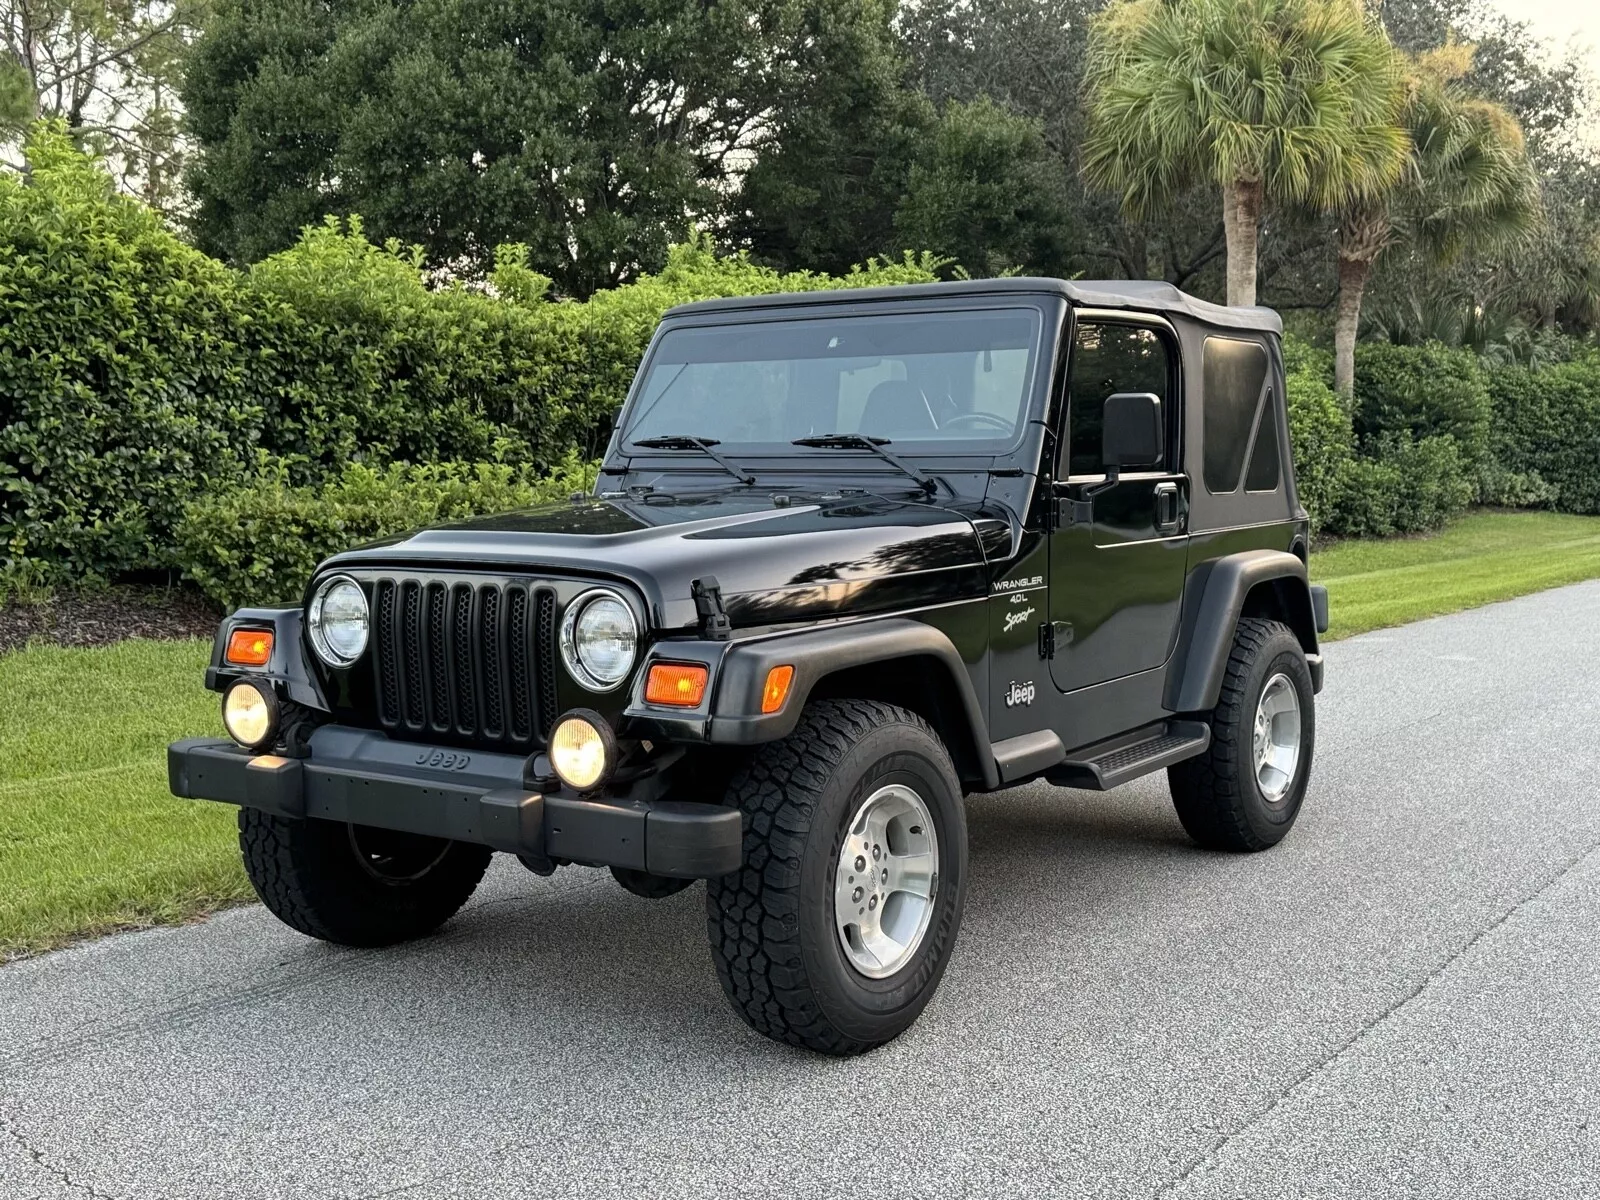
(1154, 482), (1181, 532)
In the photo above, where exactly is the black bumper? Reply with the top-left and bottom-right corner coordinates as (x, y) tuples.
(168, 727), (742, 879)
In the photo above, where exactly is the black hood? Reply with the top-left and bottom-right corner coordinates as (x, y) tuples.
(319, 488), (1009, 631)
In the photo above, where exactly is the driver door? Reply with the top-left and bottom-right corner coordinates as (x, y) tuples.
(1047, 315), (1189, 693)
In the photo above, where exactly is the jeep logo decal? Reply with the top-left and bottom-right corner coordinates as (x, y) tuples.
(415, 749), (472, 771)
(1004, 680), (1036, 708)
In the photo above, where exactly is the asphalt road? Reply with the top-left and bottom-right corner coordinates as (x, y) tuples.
(4, 583), (1599, 1200)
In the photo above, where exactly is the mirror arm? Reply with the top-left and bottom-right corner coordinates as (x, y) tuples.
(1061, 463), (1121, 526)
(1083, 462), (1122, 501)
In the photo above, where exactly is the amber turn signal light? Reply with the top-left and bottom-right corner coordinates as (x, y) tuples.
(225, 628), (274, 667)
(761, 665), (795, 714)
(645, 662), (709, 707)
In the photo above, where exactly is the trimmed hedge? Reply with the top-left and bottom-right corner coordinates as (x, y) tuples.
(1327, 434), (1475, 538)
(1486, 357), (1600, 515)
(176, 457), (598, 609)
(1285, 364), (1352, 537)
(1351, 341), (1492, 472)
(0, 129), (266, 584)
(0, 126), (941, 589)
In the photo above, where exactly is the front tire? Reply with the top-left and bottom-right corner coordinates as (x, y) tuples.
(239, 810), (492, 946)
(706, 699), (968, 1055)
(1168, 617), (1316, 851)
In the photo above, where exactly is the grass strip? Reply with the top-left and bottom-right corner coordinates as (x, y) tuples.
(1312, 511), (1600, 639)
(0, 639), (251, 959)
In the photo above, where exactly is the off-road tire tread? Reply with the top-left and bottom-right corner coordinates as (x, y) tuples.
(1168, 617), (1301, 852)
(239, 809), (492, 946)
(706, 698), (945, 1056)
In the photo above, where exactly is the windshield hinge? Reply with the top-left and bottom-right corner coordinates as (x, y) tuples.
(692, 576), (733, 642)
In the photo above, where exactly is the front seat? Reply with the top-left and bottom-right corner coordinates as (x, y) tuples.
(860, 380), (938, 436)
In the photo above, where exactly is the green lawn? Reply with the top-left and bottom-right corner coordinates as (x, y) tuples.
(1311, 510), (1600, 639)
(0, 638), (252, 959)
(3, 510), (1599, 958)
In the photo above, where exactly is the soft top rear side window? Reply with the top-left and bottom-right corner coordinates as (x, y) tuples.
(1201, 337), (1269, 494)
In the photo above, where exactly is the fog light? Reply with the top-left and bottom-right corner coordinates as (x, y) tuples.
(549, 711), (615, 792)
(222, 679), (279, 750)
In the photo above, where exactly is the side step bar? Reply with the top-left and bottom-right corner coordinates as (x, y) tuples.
(1045, 720), (1211, 792)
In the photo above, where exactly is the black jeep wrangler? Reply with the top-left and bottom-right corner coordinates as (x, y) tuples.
(170, 278), (1328, 1055)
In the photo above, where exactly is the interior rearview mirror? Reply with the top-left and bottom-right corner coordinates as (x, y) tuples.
(1101, 392), (1164, 470)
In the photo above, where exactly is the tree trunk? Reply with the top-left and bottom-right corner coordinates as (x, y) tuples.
(1334, 207), (1391, 400)
(1222, 177), (1263, 307)
(1334, 254), (1370, 400)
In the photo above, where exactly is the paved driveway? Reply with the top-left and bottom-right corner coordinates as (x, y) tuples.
(4, 583), (1599, 1199)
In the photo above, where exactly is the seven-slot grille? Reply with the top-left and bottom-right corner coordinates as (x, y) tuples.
(371, 578), (559, 748)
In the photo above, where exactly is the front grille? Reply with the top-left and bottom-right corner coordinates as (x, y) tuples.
(371, 577), (557, 748)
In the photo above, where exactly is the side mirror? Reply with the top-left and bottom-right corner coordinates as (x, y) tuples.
(1101, 392), (1164, 470)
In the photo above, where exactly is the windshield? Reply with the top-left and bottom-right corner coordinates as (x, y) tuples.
(620, 307), (1042, 452)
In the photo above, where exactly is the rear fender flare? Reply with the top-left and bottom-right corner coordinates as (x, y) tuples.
(1166, 550), (1321, 714)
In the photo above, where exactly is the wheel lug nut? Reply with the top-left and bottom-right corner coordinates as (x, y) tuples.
(852, 887), (863, 902)
(872, 845), (881, 861)
(855, 856), (865, 872)
(881, 869), (888, 882)
(868, 896), (877, 909)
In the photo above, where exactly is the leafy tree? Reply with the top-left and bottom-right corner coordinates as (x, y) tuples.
(1082, 0), (1408, 307)
(731, 0), (931, 275)
(894, 97), (1071, 277)
(900, 0), (1226, 288)
(1332, 45), (1537, 396)
(182, 0), (840, 295)
(1, 0), (205, 207)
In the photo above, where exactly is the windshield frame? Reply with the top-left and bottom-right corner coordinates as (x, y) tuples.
(614, 298), (1053, 461)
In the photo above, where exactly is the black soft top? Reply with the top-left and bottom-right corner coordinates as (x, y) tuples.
(665, 276), (1282, 335)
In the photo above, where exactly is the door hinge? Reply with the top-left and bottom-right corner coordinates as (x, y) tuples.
(1039, 621), (1070, 659)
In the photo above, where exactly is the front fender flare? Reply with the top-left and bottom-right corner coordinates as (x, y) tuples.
(706, 619), (997, 789)
(1166, 550), (1321, 714)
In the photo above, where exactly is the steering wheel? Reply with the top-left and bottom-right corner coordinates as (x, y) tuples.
(939, 411), (1014, 434)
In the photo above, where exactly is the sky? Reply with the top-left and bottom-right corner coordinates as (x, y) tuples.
(1486, 0), (1600, 82)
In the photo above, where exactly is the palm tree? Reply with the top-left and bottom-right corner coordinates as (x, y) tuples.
(1083, 0), (1407, 307)
(1332, 45), (1538, 396)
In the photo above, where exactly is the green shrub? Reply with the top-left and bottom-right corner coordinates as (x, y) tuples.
(1485, 358), (1600, 515)
(1285, 367), (1353, 537)
(1282, 334), (1333, 385)
(1326, 434), (1475, 538)
(1, 129), (940, 586)
(0, 125), (266, 582)
(1351, 342), (1492, 473)
(175, 456), (599, 609)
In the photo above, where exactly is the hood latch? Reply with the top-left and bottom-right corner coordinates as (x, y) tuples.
(692, 576), (733, 642)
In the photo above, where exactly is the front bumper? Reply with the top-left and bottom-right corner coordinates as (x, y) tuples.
(168, 726), (741, 879)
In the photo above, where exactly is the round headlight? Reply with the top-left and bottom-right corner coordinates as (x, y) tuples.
(548, 711), (615, 792)
(222, 679), (279, 750)
(560, 590), (638, 691)
(308, 575), (369, 666)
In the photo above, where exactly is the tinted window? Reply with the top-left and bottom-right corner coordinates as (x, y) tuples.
(1245, 390), (1281, 492)
(1065, 324), (1170, 476)
(1202, 337), (1269, 493)
(622, 309), (1041, 450)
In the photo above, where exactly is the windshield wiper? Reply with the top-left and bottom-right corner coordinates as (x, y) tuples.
(632, 435), (756, 486)
(791, 434), (938, 496)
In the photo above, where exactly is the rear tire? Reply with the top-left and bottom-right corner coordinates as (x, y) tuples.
(706, 699), (968, 1056)
(1168, 617), (1315, 852)
(239, 810), (492, 946)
